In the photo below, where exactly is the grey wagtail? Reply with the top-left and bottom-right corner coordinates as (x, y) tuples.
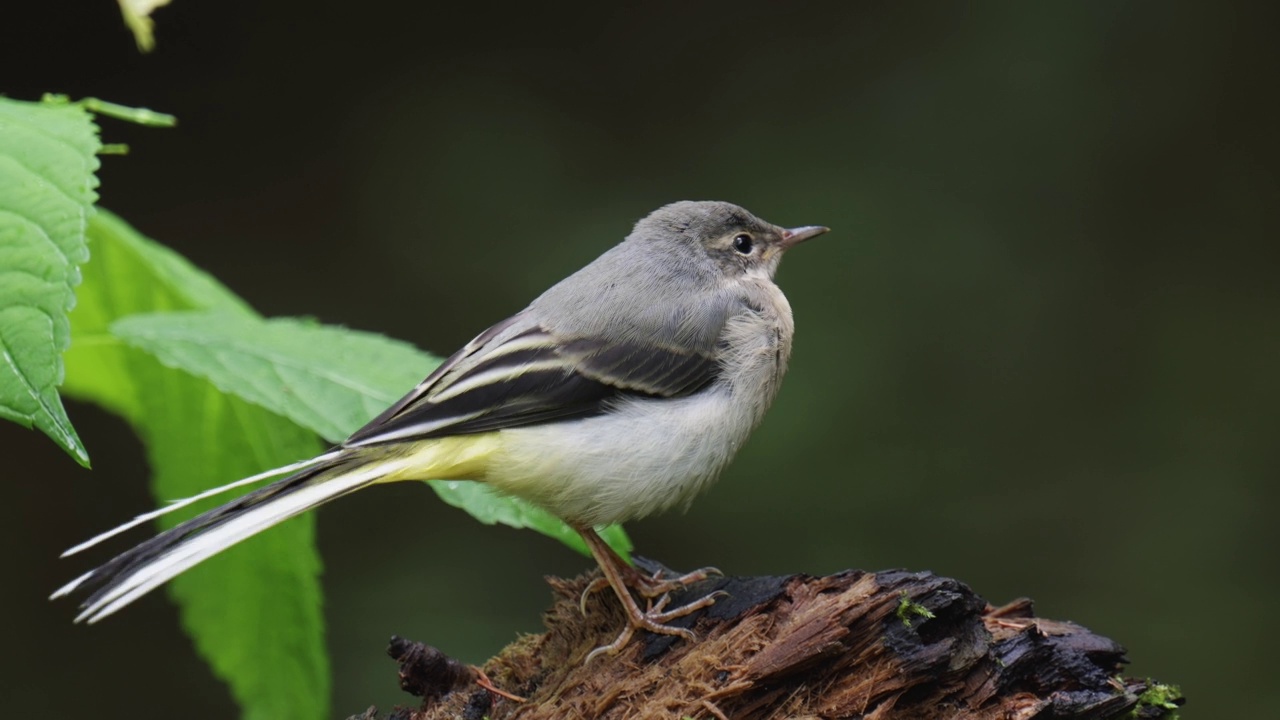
(53, 200), (829, 660)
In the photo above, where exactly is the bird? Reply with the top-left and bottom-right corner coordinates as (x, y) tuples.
(52, 200), (828, 660)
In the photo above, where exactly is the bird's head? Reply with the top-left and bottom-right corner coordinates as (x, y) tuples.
(632, 200), (828, 280)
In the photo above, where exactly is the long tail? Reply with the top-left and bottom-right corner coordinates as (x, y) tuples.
(51, 448), (418, 623)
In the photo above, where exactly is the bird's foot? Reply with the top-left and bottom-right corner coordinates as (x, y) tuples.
(576, 527), (728, 662)
(579, 564), (722, 614)
(631, 564), (723, 597)
(584, 590), (725, 664)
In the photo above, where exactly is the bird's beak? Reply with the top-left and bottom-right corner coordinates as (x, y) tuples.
(780, 225), (830, 249)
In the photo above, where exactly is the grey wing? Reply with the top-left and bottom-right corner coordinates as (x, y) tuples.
(343, 312), (723, 448)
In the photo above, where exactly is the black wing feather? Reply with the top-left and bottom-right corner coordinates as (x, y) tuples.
(343, 318), (722, 448)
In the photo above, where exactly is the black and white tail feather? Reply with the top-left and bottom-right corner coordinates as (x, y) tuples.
(48, 315), (537, 623)
(49, 449), (402, 623)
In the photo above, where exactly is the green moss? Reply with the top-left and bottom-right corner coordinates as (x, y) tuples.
(1128, 681), (1182, 719)
(896, 591), (936, 628)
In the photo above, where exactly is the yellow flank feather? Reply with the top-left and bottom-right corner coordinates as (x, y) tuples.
(374, 432), (503, 484)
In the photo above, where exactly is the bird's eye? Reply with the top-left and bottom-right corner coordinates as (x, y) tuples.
(732, 233), (754, 255)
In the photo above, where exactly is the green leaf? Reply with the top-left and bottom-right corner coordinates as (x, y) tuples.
(110, 310), (632, 559)
(62, 210), (252, 418)
(111, 312), (436, 444)
(0, 96), (174, 465)
(0, 96), (100, 466)
(61, 210), (328, 720)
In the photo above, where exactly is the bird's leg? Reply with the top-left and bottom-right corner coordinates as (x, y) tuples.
(578, 527), (723, 662)
(578, 531), (722, 614)
(606, 532), (723, 596)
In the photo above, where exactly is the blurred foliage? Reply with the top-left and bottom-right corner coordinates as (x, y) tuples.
(3, 2), (1277, 718)
(116, 0), (174, 52)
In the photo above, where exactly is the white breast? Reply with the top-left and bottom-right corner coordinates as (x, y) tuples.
(486, 286), (794, 527)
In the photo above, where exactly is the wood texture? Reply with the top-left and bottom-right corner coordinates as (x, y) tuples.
(347, 564), (1183, 720)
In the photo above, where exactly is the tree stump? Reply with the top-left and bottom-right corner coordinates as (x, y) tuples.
(347, 563), (1183, 720)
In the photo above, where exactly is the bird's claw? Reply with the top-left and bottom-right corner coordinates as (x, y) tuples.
(632, 565), (723, 598)
(472, 667), (526, 703)
(578, 576), (611, 615)
(648, 589), (726, 622)
(577, 528), (726, 662)
(585, 604), (699, 664)
(580, 565), (721, 616)
(585, 589), (726, 663)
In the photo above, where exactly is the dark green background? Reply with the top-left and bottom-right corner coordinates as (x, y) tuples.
(4, 2), (1276, 717)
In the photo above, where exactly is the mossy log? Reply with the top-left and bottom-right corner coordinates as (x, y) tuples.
(347, 563), (1183, 720)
